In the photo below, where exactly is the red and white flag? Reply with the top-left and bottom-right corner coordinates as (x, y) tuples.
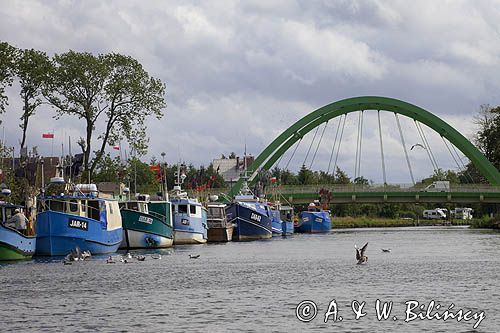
(112, 145), (120, 150)
(270, 177), (277, 183)
(42, 133), (54, 139)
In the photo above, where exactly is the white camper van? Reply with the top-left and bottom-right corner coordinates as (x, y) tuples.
(451, 207), (473, 220)
(423, 208), (447, 220)
(423, 181), (450, 192)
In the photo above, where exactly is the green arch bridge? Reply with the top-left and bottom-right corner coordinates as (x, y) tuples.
(223, 96), (500, 204)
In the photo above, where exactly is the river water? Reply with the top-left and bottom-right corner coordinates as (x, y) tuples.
(1, 226), (499, 332)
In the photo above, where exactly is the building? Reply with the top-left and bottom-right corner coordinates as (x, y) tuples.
(212, 155), (255, 184)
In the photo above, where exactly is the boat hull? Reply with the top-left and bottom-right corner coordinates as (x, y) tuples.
(282, 221), (294, 236)
(174, 230), (207, 244)
(120, 208), (173, 249)
(226, 203), (272, 241)
(122, 229), (173, 249)
(296, 211), (331, 233)
(36, 211), (122, 256)
(207, 226), (233, 242)
(0, 225), (36, 260)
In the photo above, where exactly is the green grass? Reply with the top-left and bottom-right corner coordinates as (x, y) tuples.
(332, 217), (471, 229)
(469, 216), (500, 229)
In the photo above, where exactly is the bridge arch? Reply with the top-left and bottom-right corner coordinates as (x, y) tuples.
(228, 96), (500, 197)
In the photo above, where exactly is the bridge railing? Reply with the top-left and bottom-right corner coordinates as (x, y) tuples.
(184, 184), (500, 200)
(271, 183), (500, 194)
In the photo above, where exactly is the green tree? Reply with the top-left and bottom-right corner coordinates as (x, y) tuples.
(93, 154), (126, 183)
(333, 167), (351, 184)
(298, 164), (314, 185)
(44, 51), (166, 179)
(15, 48), (52, 151)
(473, 104), (500, 168)
(126, 157), (158, 193)
(0, 41), (17, 114)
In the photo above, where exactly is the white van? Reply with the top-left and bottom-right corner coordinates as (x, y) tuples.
(423, 208), (447, 220)
(451, 207), (473, 220)
(423, 181), (450, 192)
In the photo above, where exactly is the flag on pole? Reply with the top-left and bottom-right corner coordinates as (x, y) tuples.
(112, 145), (120, 150)
(42, 133), (54, 139)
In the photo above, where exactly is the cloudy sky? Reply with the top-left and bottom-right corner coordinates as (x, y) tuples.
(1, 0), (500, 183)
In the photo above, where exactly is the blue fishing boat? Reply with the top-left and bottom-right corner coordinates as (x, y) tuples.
(171, 194), (208, 244)
(225, 196), (273, 241)
(270, 207), (283, 236)
(296, 202), (331, 233)
(279, 204), (294, 236)
(170, 164), (208, 244)
(0, 202), (36, 260)
(36, 183), (123, 256)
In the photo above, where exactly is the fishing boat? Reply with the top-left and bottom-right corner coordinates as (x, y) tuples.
(170, 164), (207, 244)
(0, 200), (36, 261)
(269, 203), (294, 236)
(119, 194), (174, 249)
(36, 181), (123, 256)
(225, 179), (272, 241)
(206, 199), (233, 242)
(171, 192), (208, 244)
(279, 204), (294, 236)
(296, 201), (331, 233)
(270, 206), (283, 236)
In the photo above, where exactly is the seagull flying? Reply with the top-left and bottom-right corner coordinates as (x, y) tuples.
(355, 242), (369, 264)
(381, 248), (391, 253)
(410, 143), (426, 151)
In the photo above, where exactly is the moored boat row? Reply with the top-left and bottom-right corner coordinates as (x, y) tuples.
(0, 173), (332, 261)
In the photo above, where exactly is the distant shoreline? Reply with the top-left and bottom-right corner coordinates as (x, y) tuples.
(331, 217), (481, 229)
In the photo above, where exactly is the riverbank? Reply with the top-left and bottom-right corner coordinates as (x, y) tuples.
(331, 217), (471, 229)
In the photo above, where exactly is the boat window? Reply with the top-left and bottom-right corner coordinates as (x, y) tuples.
(68, 200), (79, 213)
(128, 202), (139, 211)
(119, 202), (126, 209)
(178, 205), (188, 214)
(50, 200), (64, 212)
(88, 200), (100, 221)
(208, 207), (223, 218)
(109, 202), (114, 215)
(0, 207), (4, 223)
(190, 205), (196, 215)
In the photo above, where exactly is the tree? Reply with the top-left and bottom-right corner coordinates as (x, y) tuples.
(15, 48), (52, 152)
(298, 164), (314, 185)
(93, 154), (126, 183)
(126, 157), (158, 193)
(473, 104), (500, 170)
(333, 167), (351, 184)
(0, 41), (17, 115)
(44, 51), (166, 180)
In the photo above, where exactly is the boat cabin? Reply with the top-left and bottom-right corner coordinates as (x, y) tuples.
(207, 203), (228, 228)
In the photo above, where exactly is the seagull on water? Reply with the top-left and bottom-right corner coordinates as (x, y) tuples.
(189, 254), (200, 259)
(106, 256), (116, 264)
(151, 254), (162, 260)
(355, 242), (369, 264)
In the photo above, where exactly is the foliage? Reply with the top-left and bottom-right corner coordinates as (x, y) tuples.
(43, 50), (166, 179)
(0, 41), (17, 114)
(14, 48), (52, 150)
